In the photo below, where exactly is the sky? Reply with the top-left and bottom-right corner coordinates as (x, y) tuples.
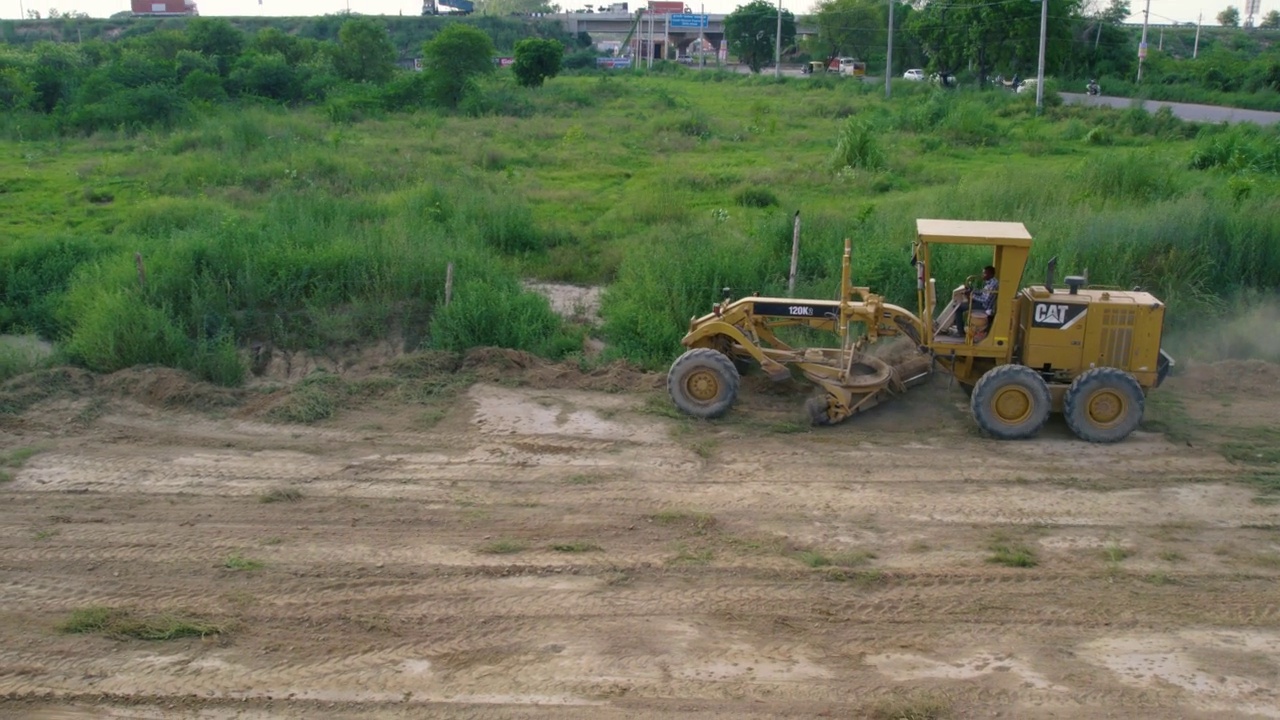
(0, 0), (1259, 28)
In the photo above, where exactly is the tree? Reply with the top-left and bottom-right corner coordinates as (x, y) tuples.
(906, 0), (1079, 83)
(1260, 9), (1280, 28)
(1217, 6), (1240, 26)
(333, 18), (397, 84)
(421, 24), (494, 108)
(1097, 0), (1130, 24)
(814, 0), (883, 64)
(474, 0), (556, 15)
(512, 38), (562, 88)
(186, 18), (244, 76)
(724, 0), (796, 73)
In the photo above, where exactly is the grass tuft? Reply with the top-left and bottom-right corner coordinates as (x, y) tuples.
(550, 541), (603, 553)
(477, 538), (526, 554)
(868, 691), (951, 720)
(987, 535), (1038, 568)
(259, 487), (304, 504)
(1102, 543), (1133, 563)
(58, 607), (227, 641)
(223, 553), (264, 571)
(649, 510), (717, 534)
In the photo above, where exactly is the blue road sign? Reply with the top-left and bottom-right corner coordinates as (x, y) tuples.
(669, 13), (708, 28)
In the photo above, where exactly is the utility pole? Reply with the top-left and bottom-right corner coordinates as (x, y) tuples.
(1194, 13), (1201, 58)
(699, 3), (705, 69)
(774, 0), (782, 79)
(1136, 0), (1150, 82)
(1035, 0), (1047, 112)
(1158, 25), (1163, 51)
(885, 0), (894, 98)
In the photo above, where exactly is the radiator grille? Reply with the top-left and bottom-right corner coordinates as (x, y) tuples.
(1100, 308), (1135, 368)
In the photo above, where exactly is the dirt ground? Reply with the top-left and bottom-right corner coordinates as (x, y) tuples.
(1, 354), (1278, 720)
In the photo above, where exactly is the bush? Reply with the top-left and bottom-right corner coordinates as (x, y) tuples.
(428, 276), (571, 356)
(63, 289), (190, 373)
(831, 117), (885, 171)
(1075, 151), (1182, 203)
(733, 186), (779, 208)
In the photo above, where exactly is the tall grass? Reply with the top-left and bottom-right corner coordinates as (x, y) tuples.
(4, 75), (1279, 382)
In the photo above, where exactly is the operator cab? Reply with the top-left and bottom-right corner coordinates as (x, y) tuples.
(912, 219), (1032, 356)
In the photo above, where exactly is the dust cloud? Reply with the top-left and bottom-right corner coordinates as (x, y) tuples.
(1165, 297), (1280, 365)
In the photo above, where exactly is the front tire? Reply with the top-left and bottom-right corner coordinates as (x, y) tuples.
(970, 365), (1051, 440)
(1064, 368), (1144, 443)
(668, 348), (741, 419)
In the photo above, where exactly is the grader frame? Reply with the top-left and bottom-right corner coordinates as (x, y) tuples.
(668, 219), (1173, 442)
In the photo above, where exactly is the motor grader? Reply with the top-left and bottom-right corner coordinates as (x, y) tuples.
(666, 219), (1174, 442)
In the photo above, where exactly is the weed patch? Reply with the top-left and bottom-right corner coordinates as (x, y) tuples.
(987, 535), (1037, 568)
(868, 691), (951, 720)
(58, 607), (226, 641)
(259, 487), (304, 503)
(223, 553), (264, 571)
(477, 538), (526, 554)
(550, 541), (602, 553)
(648, 510), (717, 534)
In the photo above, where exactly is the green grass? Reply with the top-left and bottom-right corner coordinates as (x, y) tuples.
(550, 541), (603, 553)
(868, 691), (951, 720)
(476, 538), (526, 554)
(0, 444), (47, 481)
(648, 510), (717, 534)
(223, 553), (264, 571)
(258, 487), (304, 504)
(1102, 543), (1133, 563)
(58, 607), (226, 640)
(793, 549), (877, 568)
(2, 75), (1279, 380)
(987, 533), (1038, 568)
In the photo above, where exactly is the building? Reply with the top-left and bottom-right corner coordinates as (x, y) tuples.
(130, 0), (198, 16)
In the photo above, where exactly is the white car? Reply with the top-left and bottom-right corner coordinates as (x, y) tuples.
(1016, 78), (1038, 93)
(903, 69), (925, 81)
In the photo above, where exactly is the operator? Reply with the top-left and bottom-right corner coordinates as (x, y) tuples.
(956, 265), (998, 335)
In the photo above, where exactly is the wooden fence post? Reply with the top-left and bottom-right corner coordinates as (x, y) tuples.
(787, 211), (801, 296)
(444, 262), (454, 306)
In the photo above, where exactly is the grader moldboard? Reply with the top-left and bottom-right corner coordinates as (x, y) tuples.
(667, 219), (1175, 442)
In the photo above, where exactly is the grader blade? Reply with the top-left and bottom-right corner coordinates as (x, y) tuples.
(801, 353), (933, 425)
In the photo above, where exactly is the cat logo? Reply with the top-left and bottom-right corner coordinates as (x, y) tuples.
(1032, 303), (1087, 329)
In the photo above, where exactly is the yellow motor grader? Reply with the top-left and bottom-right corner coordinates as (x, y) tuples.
(667, 219), (1174, 442)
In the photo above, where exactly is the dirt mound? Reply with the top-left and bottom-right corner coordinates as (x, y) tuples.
(1172, 359), (1280, 396)
(100, 367), (244, 409)
(461, 348), (662, 393)
(0, 367), (97, 415)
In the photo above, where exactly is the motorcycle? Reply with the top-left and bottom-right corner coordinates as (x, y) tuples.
(1086, 80), (1101, 96)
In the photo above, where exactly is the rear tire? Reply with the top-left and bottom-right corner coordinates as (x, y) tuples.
(970, 365), (1051, 440)
(1064, 368), (1144, 443)
(668, 348), (740, 419)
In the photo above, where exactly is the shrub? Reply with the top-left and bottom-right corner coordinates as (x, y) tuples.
(428, 276), (571, 357)
(831, 117), (885, 171)
(733, 186), (779, 208)
(1076, 151), (1182, 203)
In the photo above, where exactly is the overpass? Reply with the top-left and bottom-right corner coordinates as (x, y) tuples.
(550, 11), (818, 57)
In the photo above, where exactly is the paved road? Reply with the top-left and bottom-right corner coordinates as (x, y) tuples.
(1053, 93), (1280, 125)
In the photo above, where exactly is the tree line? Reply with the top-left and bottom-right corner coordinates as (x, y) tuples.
(725, 0), (1280, 95)
(0, 16), (581, 135)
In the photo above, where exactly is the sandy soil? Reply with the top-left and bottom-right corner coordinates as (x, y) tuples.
(1, 357), (1278, 719)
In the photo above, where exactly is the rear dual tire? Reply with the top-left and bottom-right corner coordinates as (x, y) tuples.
(970, 365), (1145, 443)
